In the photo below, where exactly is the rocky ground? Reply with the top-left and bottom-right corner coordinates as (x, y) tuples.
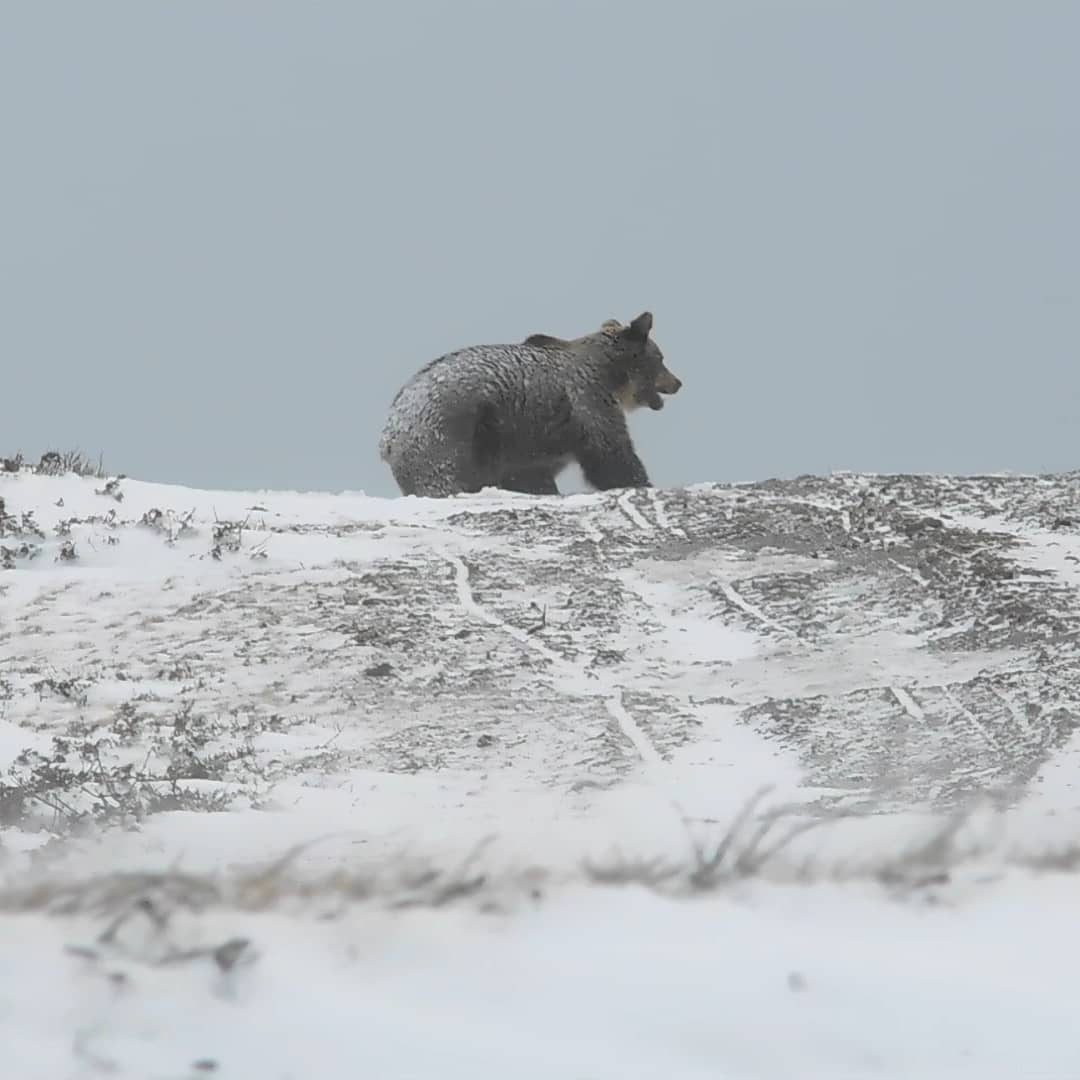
(3, 466), (1080, 884)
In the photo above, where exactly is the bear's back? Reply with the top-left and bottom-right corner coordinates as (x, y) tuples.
(379, 341), (592, 463)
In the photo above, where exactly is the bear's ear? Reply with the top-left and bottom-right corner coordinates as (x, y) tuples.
(627, 311), (653, 341)
(524, 333), (568, 349)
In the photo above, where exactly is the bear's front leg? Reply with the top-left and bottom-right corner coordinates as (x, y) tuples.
(575, 420), (651, 491)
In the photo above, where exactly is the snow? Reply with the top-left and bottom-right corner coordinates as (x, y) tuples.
(4, 466), (1080, 1077)
(5, 876), (1080, 1079)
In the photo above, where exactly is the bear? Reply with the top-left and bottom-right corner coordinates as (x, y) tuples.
(378, 310), (681, 497)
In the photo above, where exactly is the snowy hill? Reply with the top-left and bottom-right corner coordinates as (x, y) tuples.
(3, 464), (1080, 1078)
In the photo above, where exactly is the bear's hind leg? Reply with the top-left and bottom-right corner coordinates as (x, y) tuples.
(390, 442), (488, 498)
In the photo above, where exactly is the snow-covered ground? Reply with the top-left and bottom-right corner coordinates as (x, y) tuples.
(7, 874), (1080, 1080)
(3, 464), (1080, 1077)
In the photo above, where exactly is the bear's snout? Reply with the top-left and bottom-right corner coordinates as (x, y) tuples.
(655, 369), (682, 395)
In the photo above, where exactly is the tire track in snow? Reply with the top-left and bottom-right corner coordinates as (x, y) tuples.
(647, 490), (686, 539)
(601, 685), (666, 770)
(717, 582), (796, 639)
(634, 489), (794, 646)
(617, 490), (654, 533)
(942, 687), (1001, 750)
(891, 672), (939, 804)
(988, 684), (1034, 738)
(448, 554), (665, 772)
(449, 554), (565, 666)
(890, 686), (925, 721)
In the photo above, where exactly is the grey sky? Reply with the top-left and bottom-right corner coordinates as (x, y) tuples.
(2, 1), (1077, 497)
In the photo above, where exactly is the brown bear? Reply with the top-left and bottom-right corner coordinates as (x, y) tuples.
(378, 311), (681, 496)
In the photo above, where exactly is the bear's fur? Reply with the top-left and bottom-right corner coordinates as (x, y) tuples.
(378, 311), (681, 497)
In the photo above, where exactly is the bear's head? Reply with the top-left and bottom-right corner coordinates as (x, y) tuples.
(603, 312), (682, 412)
(523, 311), (682, 411)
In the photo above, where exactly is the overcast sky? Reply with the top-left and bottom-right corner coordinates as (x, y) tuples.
(2, 1), (1077, 497)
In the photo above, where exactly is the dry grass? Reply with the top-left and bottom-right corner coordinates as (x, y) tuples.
(4, 793), (1080, 923)
(1, 449), (108, 478)
(0, 835), (514, 919)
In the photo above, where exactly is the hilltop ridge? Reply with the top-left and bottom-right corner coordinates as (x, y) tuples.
(3, 464), (1080, 885)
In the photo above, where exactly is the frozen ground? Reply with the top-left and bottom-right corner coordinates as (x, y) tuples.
(7, 874), (1080, 1080)
(3, 462), (1080, 1077)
